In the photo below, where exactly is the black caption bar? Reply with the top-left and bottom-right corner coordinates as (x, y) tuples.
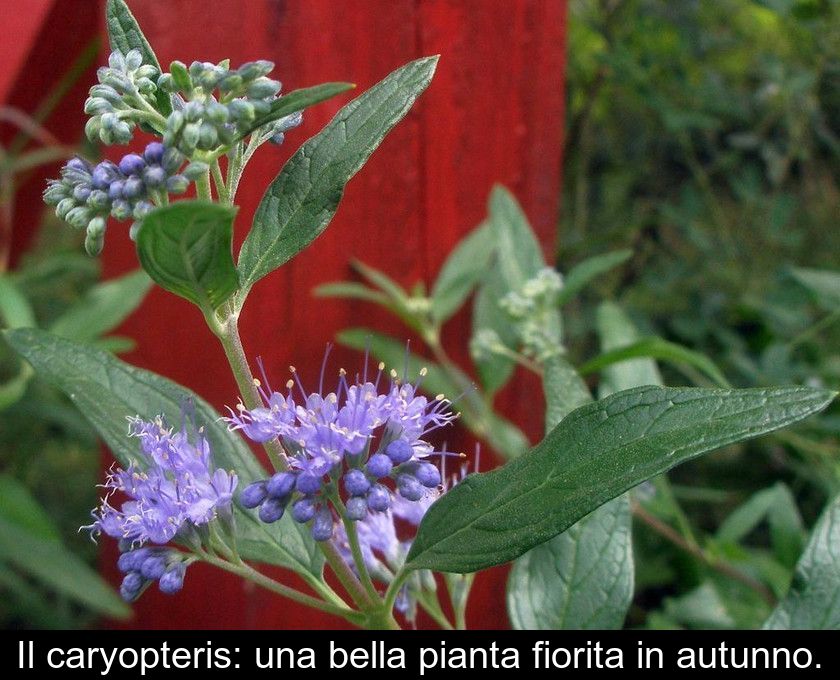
(2, 630), (838, 678)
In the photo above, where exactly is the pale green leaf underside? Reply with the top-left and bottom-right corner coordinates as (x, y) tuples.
(764, 494), (840, 629)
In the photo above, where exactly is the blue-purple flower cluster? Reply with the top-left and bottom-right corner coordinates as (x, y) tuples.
(43, 142), (204, 254)
(228, 360), (457, 543)
(86, 415), (237, 601)
(335, 447), (478, 621)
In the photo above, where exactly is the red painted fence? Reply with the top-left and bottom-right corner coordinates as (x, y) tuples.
(5, 0), (567, 629)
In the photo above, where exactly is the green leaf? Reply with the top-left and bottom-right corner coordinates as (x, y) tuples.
(314, 282), (391, 307)
(237, 56), (438, 295)
(0, 275), (35, 329)
(235, 82), (355, 142)
(507, 497), (632, 629)
(557, 250), (632, 306)
(431, 223), (495, 325)
(764, 494), (840, 629)
(0, 474), (60, 541)
(717, 483), (804, 570)
(406, 385), (835, 573)
(595, 301), (662, 397)
(487, 185), (545, 290)
(507, 342), (631, 630)
(472, 266), (516, 396)
(105, 0), (172, 116)
(580, 336), (730, 388)
(4, 328), (324, 580)
(136, 201), (239, 310)
(789, 267), (840, 310)
(49, 269), (151, 342)
(0, 517), (130, 619)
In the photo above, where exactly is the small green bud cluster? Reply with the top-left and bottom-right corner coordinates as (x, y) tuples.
(84, 49), (160, 145)
(499, 267), (564, 360)
(469, 328), (507, 362)
(157, 58), (302, 155)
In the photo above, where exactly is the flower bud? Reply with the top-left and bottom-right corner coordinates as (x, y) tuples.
(166, 174), (189, 194)
(85, 225), (105, 256)
(218, 74), (243, 93)
(386, 439), (412, 464)
(247, 77), (281, 99)
(84, 97), (112, 115)
(266, 471), (297, 499)
(343, 469), (370, 497)
(118, 153), (146, 176)
(205, 102), (229, 124)
(111, 199), (131, 221)
(157, 72), (175, 92)
(122, 177), (144, 199)
(414, 462), (441, 488)
(182, 161), (209, 180)
(365, 453), (392, 479)
(143, 141), (166, 164)
(345, 497), (368, 521)
(197, 123), (218, 149)
(158, 562), (186, 595)
(183, 100), (204, 122)
(311, 508), (334, 541)
(142, 166), (166, 188)
(72, 185), (92, 203)
(291, 498), (317, 523)
(84, 117), (101, 142)
(125, 49), (143, 71)
(56, 198), (75, 220)
(227, 99), (254, 123)
(120, 571), (145, 601)
(366, 484), (391, 512)
(296, 472), (321, 495)
(237, 60), (274, 81)
(397, 473), (424, 501)
(240, 481), (267, 509)
(66, 206), (92, 229)
(139, 553), (168, 580)
(162, 148), (185, 174)
(86, 190), (110, 210)
(258, 497), (286, 523)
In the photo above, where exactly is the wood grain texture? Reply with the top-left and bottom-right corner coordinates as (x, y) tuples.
(9, 0), (567, 629)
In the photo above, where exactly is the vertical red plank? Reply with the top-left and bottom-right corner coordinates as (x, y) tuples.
(0, 0), (566, 629)
(2, 0), (99, 268)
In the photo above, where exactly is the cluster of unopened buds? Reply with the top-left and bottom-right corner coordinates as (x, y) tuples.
(43, 142), (204, 253)
(229, 358), (458, 543)
(45, 48), (302, 255)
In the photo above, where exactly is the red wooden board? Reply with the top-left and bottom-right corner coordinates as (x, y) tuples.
(7, 0), (567, 629)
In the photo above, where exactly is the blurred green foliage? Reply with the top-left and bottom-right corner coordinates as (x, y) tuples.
(563, 0), (840, 627)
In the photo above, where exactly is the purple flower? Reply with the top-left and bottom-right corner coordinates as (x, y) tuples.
(85, 414), (237, 547)
(225, 352), (459, 541)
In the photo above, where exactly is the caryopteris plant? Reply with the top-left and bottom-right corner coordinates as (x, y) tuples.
(5, 0), (836, 630)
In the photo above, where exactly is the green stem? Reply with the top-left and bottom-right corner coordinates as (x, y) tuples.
(202, 552), (362, 623)
(196, 171), (213, 201)
(337, 500), (381, 604)
(321, 539), (376, 611)
(207, 308), (373, 615)
(417, 591), (454, 630)
(382, 568), (411, 615)
(211, 160), (231, 205)
(210, 311), (287, 471)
